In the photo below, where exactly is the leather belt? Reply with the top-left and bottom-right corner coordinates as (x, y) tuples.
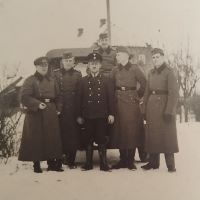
(38, 98), (55, 103)
(150, 90), (168, 95)
(116, 86), (136, 91)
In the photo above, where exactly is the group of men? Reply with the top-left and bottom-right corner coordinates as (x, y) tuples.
(18, 33), (179, 173)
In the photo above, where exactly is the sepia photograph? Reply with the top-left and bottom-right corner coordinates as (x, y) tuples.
(0, 0), (200, 199)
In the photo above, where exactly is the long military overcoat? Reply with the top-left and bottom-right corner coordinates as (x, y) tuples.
(143, 63), (179, 153)
(18, 72), (63, 161)
(55, 68), (82, 152)
(110, 62), (146, 149)
(93, 46), (116, 76)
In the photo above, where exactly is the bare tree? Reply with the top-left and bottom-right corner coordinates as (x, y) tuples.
(169, 49), (200, 122)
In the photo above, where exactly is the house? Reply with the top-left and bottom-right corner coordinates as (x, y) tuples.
(46, 44), (153, 76)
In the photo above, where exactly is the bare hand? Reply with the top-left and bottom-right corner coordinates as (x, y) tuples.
(108, 115), (114, 124)
(77, 117), (84, 125)
(39, 103), (47, 110)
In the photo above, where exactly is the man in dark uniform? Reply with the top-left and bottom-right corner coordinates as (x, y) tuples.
(110, 47), (146, 170)
(54, 52), (82, 169)
(76, 53), (115, 171)
(19, 57), (63, 173)
(141, 48), (179, 172)
(93, 33), (116, 76)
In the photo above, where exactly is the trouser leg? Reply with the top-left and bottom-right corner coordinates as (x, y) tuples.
(98, 144), (110, 171)
(33, 161), (42, 173)
(150, 153), (160, 167)
(138, 147), (148, 162)
(82, 119), (94, 170)
(68, 151), (77, 164)
(127, 149), (137, 170)
(119, 149), (128, 163)
(82, 144), (93, 170)
(47, 159), (56, 169)
(127, 149), (135, 164)
(141, 153), (160, 170)
(67, 150), (77, 169)
(111, 149), (128, 169)
(94, 118), (110, 171)
(165, 153), (176, 172)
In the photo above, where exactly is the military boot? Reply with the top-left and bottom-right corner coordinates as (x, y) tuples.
(98, 145), (111, 171)
(141, 154), (160, 170)
(127, 149), (137, 170)
(111, 149), (127, 169)
(82, 145), (93, 171)
(33, 161), (42, 173)
(165, 153), (176, 173)
(47, 159), (64, 172)
(68, 151), (77, 169)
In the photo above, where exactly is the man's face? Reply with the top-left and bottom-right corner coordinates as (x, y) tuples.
(152, 53), (165, 68)
(88, 61), (101, 74)
(116, 52), (129, 65)
(36, 60), (48, 76)
(61, 57), (75, 71)
(99, 38), (109, 49)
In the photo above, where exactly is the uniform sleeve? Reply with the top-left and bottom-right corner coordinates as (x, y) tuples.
(110, 67), (117, 80)
(54, 79), (63, 112)
(135, 66), (147, 98)
(76, 78), (84, 118)
(106, 77), (115, 116)
(165, 70), (179, 115)
(20, 77), (41, 112)
(141, 73), (150, 114)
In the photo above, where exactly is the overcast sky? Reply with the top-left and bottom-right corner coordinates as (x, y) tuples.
(0, 0), (199, 76)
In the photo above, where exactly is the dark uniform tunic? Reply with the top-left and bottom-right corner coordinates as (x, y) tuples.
(18, 72), (62, 161)
(76, 73), (114, 145)
(110, 62), (146, 149)
(93, 46), (116, 76)
(143, 63), (179, 153)
(54, 68), (82, 152)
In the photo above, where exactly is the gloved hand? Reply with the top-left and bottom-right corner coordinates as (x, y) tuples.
(108, 115), (114, 124)
(77, 117), (85, 125)
(163, 113), (173, 122)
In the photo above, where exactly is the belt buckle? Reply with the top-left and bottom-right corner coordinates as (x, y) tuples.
(44, 99), (50, 103)
(121, 87), (126, 91)
(152, 91), (156, 94)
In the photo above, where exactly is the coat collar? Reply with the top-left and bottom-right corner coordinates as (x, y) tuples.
(34, 71), (50, 81)
(99, 46), (112, 54)
(118, 62), (132, 71)
(152, 63), (167, 74)
(87, 72), (102, 79)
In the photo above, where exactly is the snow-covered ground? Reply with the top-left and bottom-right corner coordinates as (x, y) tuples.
(0, 122), (200, 200)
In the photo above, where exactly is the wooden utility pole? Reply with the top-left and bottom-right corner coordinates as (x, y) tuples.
(106, 0), (111, 45)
